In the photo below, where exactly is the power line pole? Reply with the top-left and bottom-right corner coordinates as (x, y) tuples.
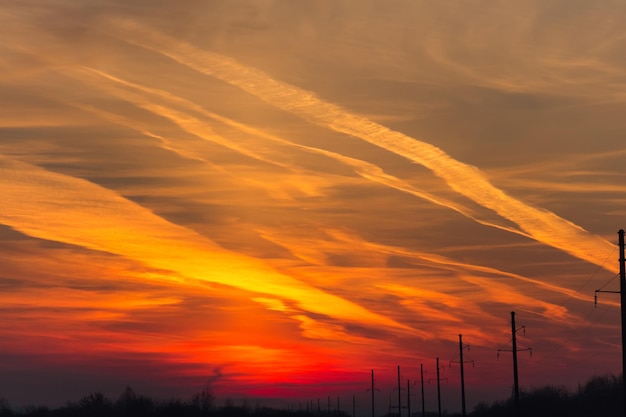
(368, 369), (380, 417)
(594, 229), (626, 416)
(420, 364), (425, 417)
(406, 379), (411, 417)
(436, 358), (442, 417)
(370, 369), (375, 417)
(391, 366), (407, 417)
(512, 312), (521, 417)
(428, 358), (447, 417)
(497, 312), (532, 417)
(450, 334), (474, 417)
(617, 229), (626, 415)
(397, 365), (402, 417)
(459, 335), (467, 417)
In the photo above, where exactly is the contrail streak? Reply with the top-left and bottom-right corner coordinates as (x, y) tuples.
(67, 69), (587, 308)
(75, 67), (524, 236)
(109, 19), (616, 271)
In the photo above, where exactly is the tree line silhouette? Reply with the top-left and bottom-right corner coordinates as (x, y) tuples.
(0, 373), (622, 417)
(471, 373), (623, 417)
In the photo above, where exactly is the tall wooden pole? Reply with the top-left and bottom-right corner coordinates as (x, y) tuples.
(512, 312), (520, 417)
(436, 358), (442, 417)
(420, 364), (425, 417)
(594, 230), (625, 416)
(371, 369), (375, 417)
(617, 229), (626, 416)
(406, 379), (411, 417)
(459, 334), (467, 417)
(397, 365), (402, 417)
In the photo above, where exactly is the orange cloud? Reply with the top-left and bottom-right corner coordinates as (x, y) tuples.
(0, 157), (411, 337)
(107, 19), (616, 276)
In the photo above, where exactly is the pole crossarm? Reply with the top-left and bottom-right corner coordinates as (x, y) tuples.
(595, 289), (620, 307)
(497, 346), (532, 357)
(592, 229), (626, 416)
(497, 325), (532, 359)
(449, 359), (475, 366)
(427, 378), (448, 384)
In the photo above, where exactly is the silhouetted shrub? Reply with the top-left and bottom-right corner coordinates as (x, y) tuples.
(115, 386), (154, 417)
(191, 389), (214, 415)
(20, 406), (48, 417)
(0, 398), (12, 416)
(520, 385), (571, 417)
(469, 373), (624, 417)
(75, 392), (112, 417)
(574, 374), (623, 417)
(154, 398), (195, 417)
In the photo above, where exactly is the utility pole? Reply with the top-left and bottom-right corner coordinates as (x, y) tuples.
(436, 358), (442, 417)
(428, 358), (447, 417)
(406, 379), (411, 417)
(391, 366), (406, 417)
(512, 313), (520, 417)
(398, 366), (402, 417)
(594, 229), (626, 416)
(450, 334), (474, 417)
(371, 370), (375, 417)
(420, 364), (425, 417)
(459, 335), (467, 417)
(497, 312), (532, 417)
(368, 369), (380, 417)
(617, 229), (626, 415)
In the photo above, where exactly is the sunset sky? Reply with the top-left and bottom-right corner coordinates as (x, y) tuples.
(2, 0), (626, 413)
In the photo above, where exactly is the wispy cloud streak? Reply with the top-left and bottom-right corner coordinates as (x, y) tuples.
(109, 19), (616, 272)
(0, 157), (410, 333)
(70, 67), (525, 235)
